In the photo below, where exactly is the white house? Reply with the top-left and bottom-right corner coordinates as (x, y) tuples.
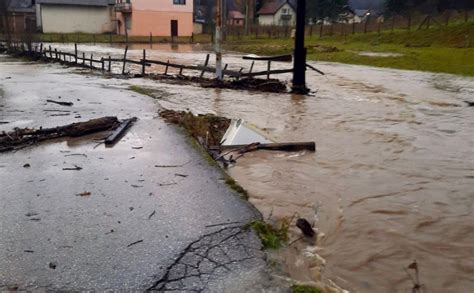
(257, 0), (296, 26)
(37, 0), (116, 34)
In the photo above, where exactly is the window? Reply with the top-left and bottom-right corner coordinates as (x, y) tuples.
(173, 0), (186, 4)
(282, 8), (289, 15)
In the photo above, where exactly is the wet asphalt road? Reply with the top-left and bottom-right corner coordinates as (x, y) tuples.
(0, 57), (278, 291)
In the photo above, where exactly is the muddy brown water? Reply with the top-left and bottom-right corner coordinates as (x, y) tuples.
(18, 44), (474, 292)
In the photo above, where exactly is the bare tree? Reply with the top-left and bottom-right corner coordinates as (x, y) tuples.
(0, 0), (13, 46)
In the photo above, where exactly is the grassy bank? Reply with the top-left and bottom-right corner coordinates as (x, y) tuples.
(224, 22), (474, 76)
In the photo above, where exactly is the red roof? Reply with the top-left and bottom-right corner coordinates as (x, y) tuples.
(228, 10), (245, 19)
(257, 0), (295, 15)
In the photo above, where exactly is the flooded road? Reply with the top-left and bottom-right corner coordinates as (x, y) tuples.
(10, 43), (474, 292)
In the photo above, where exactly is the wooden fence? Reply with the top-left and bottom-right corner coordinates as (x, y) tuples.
(0, 41), (294, 79)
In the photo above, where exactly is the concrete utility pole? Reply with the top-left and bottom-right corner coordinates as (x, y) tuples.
(292, 0), (308, 93)
(215, 0), (223, 80)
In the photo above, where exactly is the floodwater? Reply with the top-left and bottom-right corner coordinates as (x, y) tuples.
(22, 43), (474, 292)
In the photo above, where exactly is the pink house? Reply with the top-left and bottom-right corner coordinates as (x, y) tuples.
(115, 0), (193, 37)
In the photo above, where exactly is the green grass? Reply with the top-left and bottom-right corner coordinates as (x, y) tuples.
(224, 176), (249, 200)
(291, 285), (322, 293)
(248, 220), (289, 249)
(224, 21), (474, 76)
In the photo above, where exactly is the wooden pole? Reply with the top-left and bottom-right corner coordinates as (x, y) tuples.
(101, 58), (105, 72)
(82, 52), (85, 65)
(108, 55), (111, 72)
(90, 54), (93, 68)
(249, 61), (254, 74)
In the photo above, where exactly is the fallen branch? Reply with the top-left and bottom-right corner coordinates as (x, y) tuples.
(0, 117), (119, 152)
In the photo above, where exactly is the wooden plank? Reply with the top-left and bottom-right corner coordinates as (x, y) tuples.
(105, 118), (136, 146)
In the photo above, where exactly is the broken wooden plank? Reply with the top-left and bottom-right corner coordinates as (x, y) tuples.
(213, 142), (316, 152)
(104, 117), (137, 146)
(306, 63), (325, 75)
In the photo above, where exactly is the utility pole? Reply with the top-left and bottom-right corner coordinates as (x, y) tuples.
(215, 0), (223, 80)
(292, 0), (308, 94)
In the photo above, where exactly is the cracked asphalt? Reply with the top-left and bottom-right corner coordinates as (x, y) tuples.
(0, 56), (282, 291)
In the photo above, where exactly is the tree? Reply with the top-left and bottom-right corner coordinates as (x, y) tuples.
(0, 0), (13, 45)
(306, 0), (348, 22)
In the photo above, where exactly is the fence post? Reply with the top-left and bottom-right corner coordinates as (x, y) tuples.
(200, 53), (210, 78)
(108, 55), (111, 72)
(82, 52), (85, 66)
(142, 49), (146, 76)
(90, 54), (93, 68)
(266, 60), (271, 79)
(122, 46), (128, 75)
(352, 21), (356, 34)
(74, 43), (78, 64)
(319, 24), (323, 38)
(101, 58), (105, 72)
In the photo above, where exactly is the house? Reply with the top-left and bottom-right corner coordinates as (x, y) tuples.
(115, 0), (193, 37)
(257, 0), (296, 26)
(37, 0), (116, 34)
(228, 10), (244, 26)
(4, 0), (37, 34)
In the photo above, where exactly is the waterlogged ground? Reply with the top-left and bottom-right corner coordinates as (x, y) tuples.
(8, 43), (474, 292)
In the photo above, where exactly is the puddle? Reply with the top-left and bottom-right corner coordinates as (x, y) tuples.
(357, 51), (403, 57)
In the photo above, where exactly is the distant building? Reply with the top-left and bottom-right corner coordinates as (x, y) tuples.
(228, 10), (244, 26)
(257, 0), (296, 26)
(115, 0), (193, 37)
(5, 0), (36, 34)
(37, 0), (116, 34)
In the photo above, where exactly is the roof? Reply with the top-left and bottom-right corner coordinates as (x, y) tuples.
(37, 0), (115, 6)
(354, 9), (370, 17)
(8, 0), (36, 13)
(257, 0), (296, 15)
(228, 10), (244, 19)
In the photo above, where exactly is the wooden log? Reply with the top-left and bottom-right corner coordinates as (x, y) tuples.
(215, 142), (316, 152)
(105, 118), (137, 146)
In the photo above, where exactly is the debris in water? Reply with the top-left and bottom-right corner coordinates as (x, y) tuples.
(46, 99), (74, 106)
(148, 210), (156, 220)
(174, 173), (188, 178)
(464, 101), (474, 107)
(48, 262), (57, 269)
(63, 165), (82, 171)
(127, 239), (144, 248)
(105, 117), (137, 146)
(296, 218), (316, 238)
(23, 163), (31, 168)
(76, 191), (91, 197)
